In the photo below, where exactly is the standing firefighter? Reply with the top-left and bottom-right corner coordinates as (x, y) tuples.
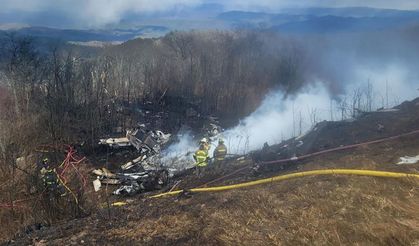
(193, 138), (210, 177)
(40, 158), (65, 197)
(214, 138), (227, 170)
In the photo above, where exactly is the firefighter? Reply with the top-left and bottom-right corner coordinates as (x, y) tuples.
(40, 158), (65, 197)
(193, 139), (209, 176)
(214, 138), (227, 170)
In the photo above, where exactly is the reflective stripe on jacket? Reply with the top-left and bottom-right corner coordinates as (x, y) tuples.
(194, 149), (209, 167)
(42, 168), (59, 185)
(214, 144), (227, 161)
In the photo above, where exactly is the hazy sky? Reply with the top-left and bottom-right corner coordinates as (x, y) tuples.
(218, 0), (419, 10)
(1, 0), (419, 28)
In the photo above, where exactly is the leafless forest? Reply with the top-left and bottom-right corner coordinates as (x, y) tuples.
(0, 30), (307, 235)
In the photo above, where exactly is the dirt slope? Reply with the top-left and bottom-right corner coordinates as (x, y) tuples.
(6, 134), (419, 245)
(5, 99), (419, 245)
(255, 97), (419, 163)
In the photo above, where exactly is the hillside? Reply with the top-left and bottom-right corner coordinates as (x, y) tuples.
(218, 8), (419, 33)
(5, 98), (419, 245)
(0, 26), (169, 43)
(2, 3), (419, 246)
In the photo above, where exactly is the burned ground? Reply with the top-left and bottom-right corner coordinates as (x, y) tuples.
(4, 99), (419, 245)
(257, 97), (419, 163)
(6, 137), (419, 245)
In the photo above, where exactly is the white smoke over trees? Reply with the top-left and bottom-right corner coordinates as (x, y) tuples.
(0, 0), (202, 27)
(161, 83), (332, 167)
(221, 83), (331, 153)
(162, 64), (419, 166)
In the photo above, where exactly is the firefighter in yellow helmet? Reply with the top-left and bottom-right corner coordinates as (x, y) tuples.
(193, 138), (209, 176)
(214, 138), (227, 170)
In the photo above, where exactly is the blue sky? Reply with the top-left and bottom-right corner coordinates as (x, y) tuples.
(1, 0), (419, 28)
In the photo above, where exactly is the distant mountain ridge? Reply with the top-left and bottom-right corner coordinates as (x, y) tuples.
(279, 7), (419, 18)
(218, 7), (419, 20)
(272, 15), (419, 33)
(2, 6), (419, 42)
(0, 25), (169, 42)
(218, 7), (419, 33)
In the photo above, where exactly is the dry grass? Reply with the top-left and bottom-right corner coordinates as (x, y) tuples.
(72, 175), (417, 246)
(0, 158), (96, 243)
(5, 137), (419, 245)
(0, 164), (37, 241)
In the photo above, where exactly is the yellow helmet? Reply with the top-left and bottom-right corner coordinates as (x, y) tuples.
(200, 138), (208, 144)
(41, 157), (50, 167)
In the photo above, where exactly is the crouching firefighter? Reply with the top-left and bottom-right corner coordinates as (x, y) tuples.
(214, 138), (227, 170)
(193, 139), (210, 177)
(39, 158), (66, 197)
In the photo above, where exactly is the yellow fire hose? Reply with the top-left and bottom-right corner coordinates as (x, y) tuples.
(57, 175), (79, 204)
(150, 169), (419, 198)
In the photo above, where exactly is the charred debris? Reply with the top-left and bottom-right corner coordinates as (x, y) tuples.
(92, 98), (419, 196)
(92, 100), (224, 196)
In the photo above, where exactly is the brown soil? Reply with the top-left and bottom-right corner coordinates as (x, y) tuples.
(5, 132), (419, 246)
(3, 98), (419, 245)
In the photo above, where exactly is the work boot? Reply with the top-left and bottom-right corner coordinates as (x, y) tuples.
(178, 189), (193, 199)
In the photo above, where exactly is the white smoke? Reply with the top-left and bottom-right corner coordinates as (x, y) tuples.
(161, 82), (334, 167)
(0, 0), (202, 27)
(350, 64), (419, 108)
(160, 60), (419, 169)
(160, 130), (197, 170)
(221, 83), (333, 154)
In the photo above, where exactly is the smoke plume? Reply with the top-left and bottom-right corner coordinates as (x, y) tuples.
(161, 28), (419, 169)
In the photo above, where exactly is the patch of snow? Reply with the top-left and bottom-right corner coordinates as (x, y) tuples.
(397, 155), (419, 165)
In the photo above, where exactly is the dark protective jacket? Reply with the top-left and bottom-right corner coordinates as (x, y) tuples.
(41, 168), (60, 189)
(214, 143), (227, 161)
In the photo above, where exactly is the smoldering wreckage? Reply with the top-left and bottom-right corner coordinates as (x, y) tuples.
(39, 98), (419, 200)
(95, 127), (172, 196)
(6, 96), (419, 246)
(93, 122), (223, 196)
(92, 100), (419, 197)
